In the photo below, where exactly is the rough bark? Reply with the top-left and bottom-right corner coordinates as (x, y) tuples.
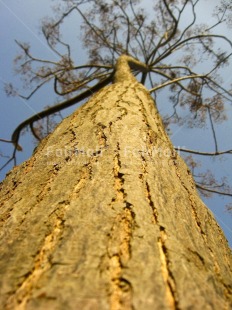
(0, 55), (231, 310)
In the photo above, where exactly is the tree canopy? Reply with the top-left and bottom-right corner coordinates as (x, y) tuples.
(1, 0), (232, 210)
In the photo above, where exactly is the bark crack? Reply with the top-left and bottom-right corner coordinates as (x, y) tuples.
(139, 154), (179, 309)
(113, 143), (125, 202)
(145, 180), (159, 224)
(107, 204), (135, 310)
(158, 227), (180, 310)
(71, 162), (92, 199)
(36, 163), (62, 203)
(171, 156), (232, 299)
(13, 164), (63, 228)
(5, 214), (65, 310)
(134, 85), (169, 148)
(95, 123), (108, 147)
(171, 157), (207, 237)
(105, 142), (136, 310)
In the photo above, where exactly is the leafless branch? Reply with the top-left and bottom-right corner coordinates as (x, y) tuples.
(196, 184), (232, 197)
(149, 74), (205, 93)
(207, 106), (218, 153)
(11, 72), (114, 151)
(151, 69), (200, 96)
(176, 147), (232, 156)
(152, 34), (232, 66)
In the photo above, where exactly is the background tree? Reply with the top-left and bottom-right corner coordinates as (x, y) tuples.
(0, 0), (232, 308)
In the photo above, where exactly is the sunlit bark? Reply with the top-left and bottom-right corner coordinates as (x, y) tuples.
(0, 56), (231, 310)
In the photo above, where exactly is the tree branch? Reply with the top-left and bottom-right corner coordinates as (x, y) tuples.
(149, 74), (205, 93)
(151, 69), (200, 96)
(207, 106), (218, 153)
(176, 147), (232, 156)
(151, 34), (232, 66)
(196, 184), (232, 197)
(11, 72), (114, 151)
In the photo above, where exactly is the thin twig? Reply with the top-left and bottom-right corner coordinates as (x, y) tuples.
(176, 147), (232, 156)
(149, 74), (205, 93)
(196, 184), (232, 197)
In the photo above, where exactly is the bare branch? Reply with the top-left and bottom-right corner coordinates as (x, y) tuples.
(11, 72), (114, 151)
(176, 147), (232, 156)
(196, 184), (232, 197)
(160, 0), (179, 46)
(207, 106), (218, 153)
(152, 34), (232, 66)
(149, 74), (205, 93)
(30, 123), (42, 142)
(0, 138), (14, 144)
(151, 69), (200, 96)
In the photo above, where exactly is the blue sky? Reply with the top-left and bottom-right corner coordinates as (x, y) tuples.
(0, 0), (232, 246)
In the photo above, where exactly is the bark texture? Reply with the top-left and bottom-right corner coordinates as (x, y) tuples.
(0, 56), (232, 309)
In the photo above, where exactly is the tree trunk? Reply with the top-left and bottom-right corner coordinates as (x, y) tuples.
(0, 56), (231, 310)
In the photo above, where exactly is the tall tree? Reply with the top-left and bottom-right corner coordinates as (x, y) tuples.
(1, 0), (232, 201)
(0, 1), (232, 309)
(1, 53), (231, 309)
